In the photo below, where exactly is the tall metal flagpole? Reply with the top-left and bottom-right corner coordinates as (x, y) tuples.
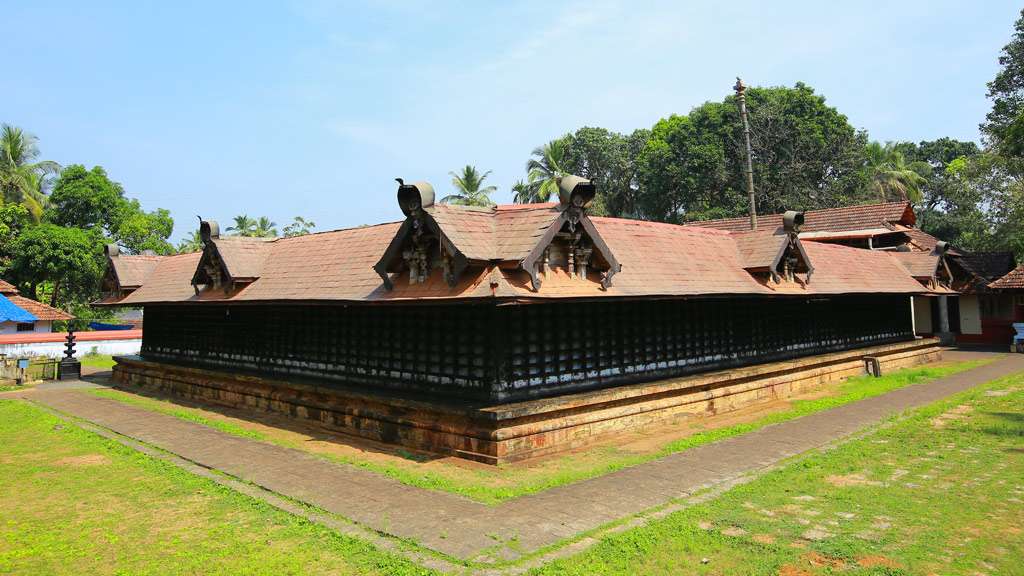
(734, 77), (757, 230)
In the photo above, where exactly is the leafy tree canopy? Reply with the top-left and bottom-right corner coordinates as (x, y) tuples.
(633, 83), (870, 223)
(982, 8), (1024, 158)
(9, 223), (105, 306)
(46, 164), (174, 254)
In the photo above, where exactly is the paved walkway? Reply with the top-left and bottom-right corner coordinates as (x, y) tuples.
(15, 352), (1024, 569)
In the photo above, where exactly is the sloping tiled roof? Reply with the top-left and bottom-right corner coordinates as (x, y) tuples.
(889, 252), (941, 279)
(110, 254), (165, 288)
(731, 228), (788, 270)
(688, 202), (914, 234)
(0, 280), (17, 295)
(425, 204), (496, 261)
(6, 295), (73, 321)
(955, 252), (1016, 283)
(989, 265), (1024, 290)
(494, 204), (562, 262)
(211, 237), (274, 280)
(114, 205), (928, 306)
(120, 252), (204, 304)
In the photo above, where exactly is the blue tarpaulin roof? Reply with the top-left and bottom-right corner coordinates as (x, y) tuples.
(0, 294), (36, 323)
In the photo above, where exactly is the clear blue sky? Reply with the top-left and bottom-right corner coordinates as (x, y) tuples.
(5, 1), (1021, 242)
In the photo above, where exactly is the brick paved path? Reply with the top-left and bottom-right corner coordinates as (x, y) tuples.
(17, 352), (1024, 567)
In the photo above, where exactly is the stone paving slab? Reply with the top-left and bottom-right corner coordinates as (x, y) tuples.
(15, 352), (1024, 566)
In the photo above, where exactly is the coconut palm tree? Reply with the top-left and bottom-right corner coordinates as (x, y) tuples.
(511, 179), (531, 204)
(440, 165), (497, 207)
(227, 215), (257, 236)
(522, 137), (570, 203)
(863, 142), (930, 203)
(253, 216), (277, 237)
(0, 125), (59, 221)
(177, 230), (203, 253)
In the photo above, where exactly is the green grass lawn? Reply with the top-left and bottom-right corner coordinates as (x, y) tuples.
(0, 400), (437, 576)
(88, 359), (991, 504)
(529, 371), (1024, 575)
(80, 353), (116, 370)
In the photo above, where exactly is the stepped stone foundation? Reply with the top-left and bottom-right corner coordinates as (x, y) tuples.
(112, 338), (941, 464)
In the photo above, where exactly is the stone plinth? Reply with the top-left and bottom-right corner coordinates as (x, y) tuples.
(112, 338), (941, 464)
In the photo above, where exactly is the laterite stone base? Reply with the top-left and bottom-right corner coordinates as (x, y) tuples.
(112, 338), (941, 464)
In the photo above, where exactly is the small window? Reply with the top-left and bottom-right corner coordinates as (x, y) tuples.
(16, 322), (35, 332)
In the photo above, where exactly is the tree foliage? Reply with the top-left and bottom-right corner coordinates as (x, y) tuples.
(9, 223), (105, 306)
(441, 165), (497, 207)
(982, 8), (1024, 158)
(283, 216), (316, 237)
(46, 164), (174, 254)
(631, 83), (870, 223)
(862, 141), (930, 203)
(0, 124), (59, 222)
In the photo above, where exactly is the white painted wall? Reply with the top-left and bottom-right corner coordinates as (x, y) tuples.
(0, 338), (141, 359)
(0, 320), (52, 334)
(913, 296), (933, 334)
(959, 294), (983, 335)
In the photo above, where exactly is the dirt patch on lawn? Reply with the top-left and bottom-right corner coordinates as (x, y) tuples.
(931, 404), (973, 428)
(777, 565), (813, 576)
(804, 551), (845, 569)
(857, 555), (901, 568)
(56, 454), (110, 466)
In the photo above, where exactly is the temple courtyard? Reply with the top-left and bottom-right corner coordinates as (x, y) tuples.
(1, 350), (1021, 575)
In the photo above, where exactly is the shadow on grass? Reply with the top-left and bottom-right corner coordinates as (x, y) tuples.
(977, 410), (1024, 438)
(97, 385), (448, 464)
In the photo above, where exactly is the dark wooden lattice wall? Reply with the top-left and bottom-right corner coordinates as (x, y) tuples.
(141, 294), (913, 402)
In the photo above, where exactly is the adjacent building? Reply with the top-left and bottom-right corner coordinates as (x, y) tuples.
(689, 202), (1018, 347)
(0, 280), (73, 334)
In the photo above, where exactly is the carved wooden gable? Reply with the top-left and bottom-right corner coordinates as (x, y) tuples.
(520, 176), (620, 291)
(374, 180), (471, 290)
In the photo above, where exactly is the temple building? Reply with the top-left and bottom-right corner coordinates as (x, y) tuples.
(99, 179), (947, 463)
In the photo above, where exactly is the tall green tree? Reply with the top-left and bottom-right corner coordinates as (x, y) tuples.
(0, 204), (29, 276)
(511, 179), (531, 204)
(894, 138), (983, 239)
(982, 8), (1024, 158)
(254, 216), (277, 238)
(561, 127), (650, 217)
(45, 164), (174, 254)
(0, 125), (59, 222)
(440, 165), (497, 207)
(9, 224), (104, 307)
(522, 139), (570, 204)
(283, 216), (316, 237)
(227, 215), (257, 236)
(177, 230), (203, 253)
(862, 142), (930, 203)
(635, 83), (869, 223)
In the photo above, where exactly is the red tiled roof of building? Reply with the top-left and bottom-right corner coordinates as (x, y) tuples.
(989, 265), (1024, 289)
(0, 280), (17, 295)
(109, 254), (165, 288)
(210, 237), (274, 280)
(121, 252), (204, 304)
(731, 228), (789, 270)
(687, 201), (915, 234)
(889, 251), (941, 279)
(111, 204), (930, 306)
